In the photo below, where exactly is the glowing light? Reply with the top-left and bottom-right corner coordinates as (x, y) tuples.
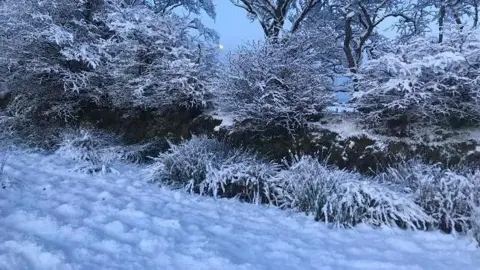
(218, 44), (224, 50)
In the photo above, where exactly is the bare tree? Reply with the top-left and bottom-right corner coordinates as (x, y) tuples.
(141, 0), (216, 18)
(229, 0), (325, 38)
(470, 0), (479, 27)
(415, 0), (480, 42)
(334, 0), (417, 73)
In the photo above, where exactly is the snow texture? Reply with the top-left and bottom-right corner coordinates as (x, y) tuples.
(0, 150), (479, 270)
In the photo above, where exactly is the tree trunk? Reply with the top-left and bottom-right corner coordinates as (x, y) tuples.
(473, 0), (479, 28)
(438, 4), (446, 43)
(452, 4), (464, 31)
(343, 17), (356, 73)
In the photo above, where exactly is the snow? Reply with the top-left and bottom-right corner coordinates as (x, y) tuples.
(326, 105), (357, 113)
(210, 112), (235, 131)
(0, 151), (479, 270)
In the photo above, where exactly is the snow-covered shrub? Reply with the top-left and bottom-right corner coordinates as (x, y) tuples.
(276, 156), (430, 228)
(0, 0), (216, 140)
(380, 161), (480, 233)
(203, 157), (281, 204)
(214, 36), (333, 134)
(147, 136), (281, 203)
(147, 136), (231, 187)
(56, 129), (142, 174)
(354, 27), (480, 135)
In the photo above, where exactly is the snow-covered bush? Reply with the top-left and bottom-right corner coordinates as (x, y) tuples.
(147, 136), (231, 187)
(0, 0), (216, 139)
(147, 136), (281, 203)
(354, 27), (480, 135)
(202, 157), (280, 204)
(56, 129), (142, 174)
(380, 161), (480, 233)
(214, 36), (333, 133)
(275, 156), (430, 228)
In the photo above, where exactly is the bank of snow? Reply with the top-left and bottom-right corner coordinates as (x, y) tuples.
(0, 151), (479, 270)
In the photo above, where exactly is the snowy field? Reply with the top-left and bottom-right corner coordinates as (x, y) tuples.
(0, 151), (479, 270)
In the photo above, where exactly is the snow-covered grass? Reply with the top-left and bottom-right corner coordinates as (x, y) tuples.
(147, 136), (280, 204)
(55, 129), (144, 174)
(275, 156), (431, 229)
(146, 137), (479, 237)
(379, 161), (480, 234)
(1, 150), (479, 269)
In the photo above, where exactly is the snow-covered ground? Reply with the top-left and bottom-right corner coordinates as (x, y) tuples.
(0, 151), (479, 270)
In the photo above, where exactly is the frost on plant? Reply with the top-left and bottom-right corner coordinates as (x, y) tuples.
(214, 36), (333, 134)
(147, 136), (281, 204)
(354, 28), (480, 136)
(275, 156), (431, 229)
(0, 0), (216, 140)
(102, 9), (211, 110)
(147, 136), (231, 187)
(56, 129), (142, 174)
(380, 161), (480, 233)
(203, 154), (281, 204)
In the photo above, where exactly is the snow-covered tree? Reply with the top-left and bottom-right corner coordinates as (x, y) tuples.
(0, 0), (216, 133)
(354, 27), (480, 135)
(100, 8), (211, 109)
(304, 0), (420, 74)
(0, 0), (106, 123)
(147, 0), (219, 43)
(230, 0), (325, 38)
(214, 35), (333, 133)
(148, 0), (216, 18)
(413, 0), (480, 42)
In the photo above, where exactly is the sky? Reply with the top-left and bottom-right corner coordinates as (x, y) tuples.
(203, 1), (264, 52)
(201, 1), (398, 52)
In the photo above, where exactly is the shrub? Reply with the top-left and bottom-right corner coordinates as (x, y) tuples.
(380, 161), (480, 233)
(147, 136), (231, 188)
(147, 136), (281, 204)
(275, 156), (431, 228)
(203, 156), (281, 204)
(55, 129), (143, 173)
(214, 37), (333, 134)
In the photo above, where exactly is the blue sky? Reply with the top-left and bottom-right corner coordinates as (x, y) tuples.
(203, 1), (264, 51)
